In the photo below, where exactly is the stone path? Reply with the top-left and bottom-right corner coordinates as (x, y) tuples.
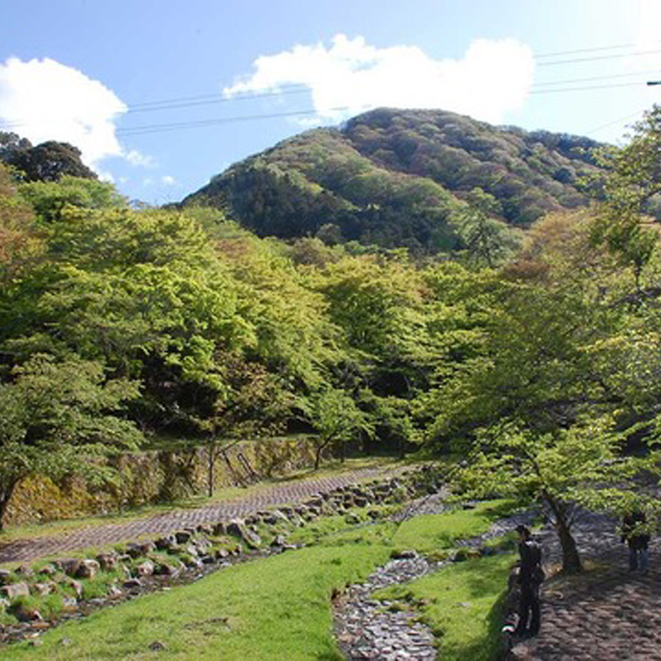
(0, 465), (404, 564)
(334, 494), (536, 660)
(512, 512), (661, 660)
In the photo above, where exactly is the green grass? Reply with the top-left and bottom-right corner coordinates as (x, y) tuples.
(1, 498), (514, 660)
(2, 544), (392, 660)
(392, 500), (515, 555)
(375, 552), (516, 661)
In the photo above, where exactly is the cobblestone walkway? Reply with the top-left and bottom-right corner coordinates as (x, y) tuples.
(0, 465), (403, 564)
(513, 514), (661, 661)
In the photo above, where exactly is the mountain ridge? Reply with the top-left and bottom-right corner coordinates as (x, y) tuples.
(186, 107), (604, 254)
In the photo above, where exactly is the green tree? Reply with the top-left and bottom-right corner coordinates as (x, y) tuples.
(455, 419), (644, 572)
(301, 389), (374, 469)
(0, 354), (142, 529)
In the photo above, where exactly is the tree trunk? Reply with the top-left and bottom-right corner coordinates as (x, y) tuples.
(557, 517), (582, 573)
(0, 478), (19, 532)
(544, 494), (582, 573)
(207, 438), (216, 498)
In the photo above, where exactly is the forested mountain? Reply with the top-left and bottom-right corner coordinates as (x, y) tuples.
(184, 108), (603, 255)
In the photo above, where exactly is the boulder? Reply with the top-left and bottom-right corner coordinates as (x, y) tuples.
(58, 559), (82, 577)
(96, 553), (118, 571)
(212, 522), (227, 536)
(123, 578), (142, 590)
(155, 535), (178, 551)
(174, 530), (193, 544)
(154, 562), (179, 577)
(62, 597), (78, 611)
(0, 582), (29, 599)
(196, 524), (213, 536)
(0, 569), (12, 586)
(66, 579), (84, 598)
(37, 564), (57, 577)
(14, 565), (33, 578)
(33, 582), (56, 596)
(76, 559), (100, 579)
(136, 561), (155, 577)
(16, 608), (43, 623)
(107, 586), (123, 599)
(226, 519), (262, 549)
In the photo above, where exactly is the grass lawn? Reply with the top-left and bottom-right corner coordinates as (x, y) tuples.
(1, 499), (516, 660)
(375, 552), (515, 661)
(3, 545), (391, 660)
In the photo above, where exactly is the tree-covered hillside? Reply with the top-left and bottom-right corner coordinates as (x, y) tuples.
(184, 108), (603, 255)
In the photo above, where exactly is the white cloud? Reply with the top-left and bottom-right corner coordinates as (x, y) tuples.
(0, 57), (128, 167)
(0, 57), (158, 173)
(224, 34), (534, 125)
(125, 149), (157, 168)
(161, 175), (176, 186)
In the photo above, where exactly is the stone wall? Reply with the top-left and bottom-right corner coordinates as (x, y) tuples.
(5, 437), (318, 528)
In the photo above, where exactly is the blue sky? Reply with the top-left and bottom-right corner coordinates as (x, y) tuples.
(1, 0), (660, 203)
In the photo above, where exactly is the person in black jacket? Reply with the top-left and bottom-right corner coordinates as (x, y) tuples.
(622, 510), (650, 574)
(514, 525), (544, 637)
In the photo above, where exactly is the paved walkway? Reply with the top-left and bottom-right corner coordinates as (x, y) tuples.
(0, 465), (403, 564)
(513, 514), (661, 660)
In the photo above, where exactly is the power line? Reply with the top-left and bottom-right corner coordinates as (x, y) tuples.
(128, 85), (310, 112)
(115, 106), (358, 137)
(529, 81), (645, 95)
(534, 43), (635, 59)
(537, 48), (661, 67)
(584, 109), (646, 136)
(531, 69), (661, 88)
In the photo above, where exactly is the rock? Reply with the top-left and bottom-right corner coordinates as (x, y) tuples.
(391, 549), (417, 560)
(37, 564), (57, 577)
(58, 559), (82, 577)
(136, 561), (155, 577)
(127, 541), (155, 558)
(184, 544), (200, 557)
(196, 524), (212, 535)
(14, 565), (33, 578)
(96, 553), (118, 571)
(62, 597), (78, 611)
(107, 586), (123, 599)
(214, 548), (229, 560)
(28, 639), (44, 647)
(76, 559), (100, 579)
(212, 522), (227, 536)
(33, 582), (56, 596)
(149, 640), (166, 651)
(59, 637), (73, 647)
(227, 519), (262, 549)
(1, 582), (30, 599)
(0, 597), (10, 610)
(261, 510), (288, 525)
(345, 513), (361, 525)
(174, 530), (192, 544)
(155, 535), (178, 551)
(354, 497), (369, 508)
(154, 562), (178, 577)
(67, 579), (83, 598)
(123, 578), (142, 590)
(200, 555), (215, 565)
(271, 534), (288, 548)
(16, 608), (43, 622)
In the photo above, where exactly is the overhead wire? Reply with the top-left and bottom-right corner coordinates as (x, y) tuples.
(1, 42), (661, 138)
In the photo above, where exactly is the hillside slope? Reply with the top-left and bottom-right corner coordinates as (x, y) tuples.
(184, 108), (603, 254)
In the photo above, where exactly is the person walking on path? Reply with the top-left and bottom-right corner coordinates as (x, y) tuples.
(514, 524), (544, 638)
(621, 509), (650, 574)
